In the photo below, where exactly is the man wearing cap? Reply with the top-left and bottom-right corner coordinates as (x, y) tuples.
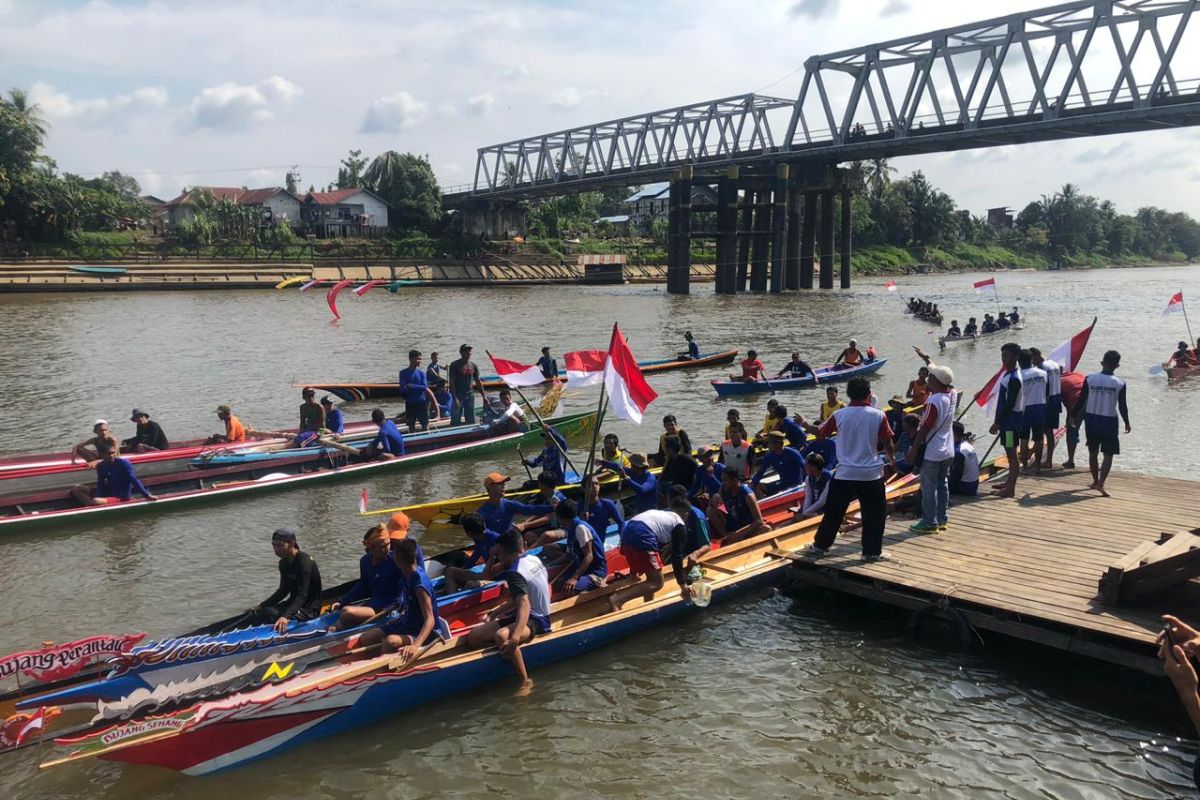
(320, 396), (344, 436)
(71, 419), (112, 464)
(330, 525), (403, 631)
(398, 349), (440, 433)
(522, 427), (570, 486)
(477, 472), (554, 536)
(751, 431), (804, 496)
(885, 395), (908, 432)
(207, 405), (247, 445)
(122, 409), (168, 453)
(907, 364), (956, 534)
(385, 511), (425, 570)
(297, 387), (325, 447)
(449, 344), (485, 427)
(600, 452), (659, 515)
(251, 529), (323, 634)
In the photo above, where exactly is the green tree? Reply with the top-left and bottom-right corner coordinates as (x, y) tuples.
(285, 170), (298, 194)
(337, 149), (368, 189)
(363, 151), (442, 234)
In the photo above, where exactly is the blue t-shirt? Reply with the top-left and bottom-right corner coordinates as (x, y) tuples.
(478, 497), (552, 534)
(687, 340), (700, 359)
(690, 462), (725, 498)
(537, 355), (558, 379)
(563, 517), (607, 579)
(395, 567), (440, 636)
(527, 445), (567, 484)
(752, 447), (804, 490)
(604, 464), (658, 514)
(803, 437), (838, 469)
(95, 457), (152, 500)
(776, 417), (807, 450)
(684, 505), (711, 554)
(585, 497), (625, 537)
(340, 553), (403, 608)
(465, 530), (502, 566)
(721, 483), (756, 529)
(398, 366), (429, 404)
(325, 407), (345, 435)
(370, 420), (406, 456)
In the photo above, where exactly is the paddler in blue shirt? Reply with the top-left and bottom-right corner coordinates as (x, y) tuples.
(522, 427), (569, 485)
(536, 347), (558, 381)
(356, 539), (443, 661)
(320, 396), (344, 436)
(478, 472), (554, 535)
(551, 498), (608, 594)
(523, 472), (566, 546)
(69, 437), (157, 506)
(360, 409), (405, 460)
(329, 525), (403, 631)
(678, 330), (700, 360)
(442, 512), (503, 594)
(751, 430), (804, 496)
(398, 349), (440, 433)
(601, 452), (658, 515)
(582, 475), (624, 539)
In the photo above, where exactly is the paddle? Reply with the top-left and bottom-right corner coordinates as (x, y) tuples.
(319, 436), (362, 457)
(516, 445), (534, 481)
(1149, 363), (1168, 376)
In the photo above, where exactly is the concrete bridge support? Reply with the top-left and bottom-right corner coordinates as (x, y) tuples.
(715, 170), (739, 294)
(459, 199), (527, 240)
(800, 190), (817, 290)
(666, 168), (693, 295)
(749, 190), (770, 291)
(840, 188), (852, 290)
(786, 180), (802, 290)
(769, 165), (789, 294)
(819, 188), (835, 290)
(736, 192), (752, 291)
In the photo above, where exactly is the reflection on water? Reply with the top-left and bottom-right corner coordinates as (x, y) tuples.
(1, 268), (1197, 797)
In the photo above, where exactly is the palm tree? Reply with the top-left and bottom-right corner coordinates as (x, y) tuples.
(867, 157), (896, 200)
(364, 151), (403, 195)
(7, 88), (47, 138)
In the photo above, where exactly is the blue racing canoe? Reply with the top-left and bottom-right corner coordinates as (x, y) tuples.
(710, 358), (888, 396)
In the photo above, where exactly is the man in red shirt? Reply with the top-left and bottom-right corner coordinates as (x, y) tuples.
(1059, 371), (1085, 469)
(730, 350), (766, 383)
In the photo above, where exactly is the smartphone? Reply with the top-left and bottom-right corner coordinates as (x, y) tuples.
(1163, 622), (1183, 663)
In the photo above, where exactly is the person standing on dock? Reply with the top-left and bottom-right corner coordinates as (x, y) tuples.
(1059, 370), (1085, 469)
(1017, 349), (1048, 474)
(449, 344), (485, 426)
(907, 365), (956, 534)
(989, 343), (1024, 499)
(398, 350), (439, 433)
(804, 377), (895, 562)
(1073, 350), (1130, 497)
(1030, 347), (1062, 469)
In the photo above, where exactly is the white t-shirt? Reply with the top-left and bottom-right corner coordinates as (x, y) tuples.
(499, 402), (525, 422)
(824, 405), (891, 482)
(631, 509), (685, 547)
(1020, 366), (1048, 408)
(510, 553), (551, 618)
(1084, 372), (1125, 418)
(1041, 358), (1062, 398)
(921, 391), (955, 463)
(957, 441), (980, 483)
(721, 440), (752, 478)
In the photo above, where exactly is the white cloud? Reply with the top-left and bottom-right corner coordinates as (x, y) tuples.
(466, 93), (495, 116)
(881, 0), (910, 16)
(360, 91), (430, 132)
(29, 82), (168, 126)
(550, 87), (583, 110)
(184, 76), (302, 132)
(789, 0), (838, 19)
(501, 64), (530, 81)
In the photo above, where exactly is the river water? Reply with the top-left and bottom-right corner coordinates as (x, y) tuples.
(1, 266), (1198, 798)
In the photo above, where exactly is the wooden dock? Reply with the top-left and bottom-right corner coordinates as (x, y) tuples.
(776, 468), (1200, 673)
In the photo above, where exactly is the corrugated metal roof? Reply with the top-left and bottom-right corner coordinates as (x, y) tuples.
(595, 214), (630, 223)
(624, 182), (669, 203)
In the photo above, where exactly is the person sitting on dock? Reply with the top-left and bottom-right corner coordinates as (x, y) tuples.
(360, 409), (405, 460)
(798, 452), (833, 519)
(1018, 349), (1048, 473)
(803, 376), (895, 562)
(69, 437), (158, 506)
(751, 430), (804, 496)
(320, 396), (344, 436)
(478, 472), (554, 536)
(949, 422), (980, 496)
(907, 367), (930, 406)
(963, 317), (978, 337)
(441, 512), (502, 595)
(989, 342), (1024, 499)
(731, 349), (766, 383)
(375, 538), (443, 660)
(329, 525), (403, 631)
(122, 408), (168, 453)
(714, 466), (770, 541)
(1073, 350), (1130, 497)
(551, 498), (608, 595)
(678, 330), (700, 361)
(489, 388), (527, 434)
(522, 427), (569, 486)
(398, 350), (440, 434)
(467, 529), (551, 693)
(777, 351), (815, 380)
(296, 387), (325, 447)
(71, 419), (111, 464)
(833, 339), (863, 371)
(720, 422), (754, 479)
(819, 386), (844, 422)
(946, 320), (961, 338)
(650, 414), (692, 468)
(601, 452), (659, 515)
(250, 528), (323, 633)
(206, 405), (247, 445)
(611, 505), (694, 611)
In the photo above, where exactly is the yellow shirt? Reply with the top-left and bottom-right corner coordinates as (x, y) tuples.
(819, 400), (845, 422)
(604, 449), (631, 469)
(761, 415), (779, 436)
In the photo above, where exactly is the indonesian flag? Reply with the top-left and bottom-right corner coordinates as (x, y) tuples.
(353, 279), (386, 297)
(14, 707), (58, 746)
(486, 352), (546, 388)
(974, 277), (997, 295)
(564, 349), (606, 388)
(359, 488), (368, 514)
(974, 367), (1005, 419)
(883, 281), (897, 292)
(602, 323), (657, 423)
(1044, 317), (1097, 373)
(1164, 291), (1185, 314)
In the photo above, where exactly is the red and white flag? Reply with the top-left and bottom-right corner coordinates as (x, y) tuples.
(352, 279), (386, 297)
(485, 353), (546, 388)
(564, 349), (606, 388)
(973, 277), (997, 295)
(14, 707), (50, 746)
(883, 280), (897, 292)
(1164, 291), (1185, 315)
(602, 323), (657, 424)
(359, 488), (368, 514)
(973, 367), (1005, 419)
(1045, 317), (1097, 373)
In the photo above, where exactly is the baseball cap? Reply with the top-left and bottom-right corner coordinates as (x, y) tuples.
(271, 528), (297, 543)
(484, 471), (510, 487)
(767, 430), (787, 440)
(888, 395), (906, 406)
(93, 419), (108, 429)
(386, 511), (410, 537)
(320, 395), (334, 406)
(928, 365), (955, 386)
(628, 453), (648, 468)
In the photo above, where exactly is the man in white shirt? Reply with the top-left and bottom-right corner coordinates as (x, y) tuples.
(950, 422), (980, 496)
(1017, 349), (1048, 473)
(1030, 347), (1062, 469)
(1072, 350), (1131, 497)
(908, 365), (956, 533)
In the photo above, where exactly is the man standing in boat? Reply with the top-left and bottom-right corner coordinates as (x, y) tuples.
(449, 344), (485, 427)
(1072, 350), (1131, 497)
(536, 347), (558, 381)
(398, 350), (440, 434)
(250, 528), (323, 634)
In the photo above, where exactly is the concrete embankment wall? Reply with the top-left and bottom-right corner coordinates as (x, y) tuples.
(0, 259), (717, 292)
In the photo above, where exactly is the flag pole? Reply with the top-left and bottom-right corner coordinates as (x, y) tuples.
(486, 351), (581, 479)
(1182, 292), (1195, 345)
(582, 386), (609, 483)
(992, 273), (1002, 319)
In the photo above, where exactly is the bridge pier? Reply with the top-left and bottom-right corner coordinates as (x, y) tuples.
(750, 190), (770, 291)
(458, 199), (526, 240)
(840, 187), (852, 289)
(666, 168), (693, 295)
(786, 179), (802, 290)
(769, 166), (789, 294)
(800, 189), (816, 289)
(819, 188), (835, 290)
(736, 192), (752, 291)
(715, 170), (738, 294)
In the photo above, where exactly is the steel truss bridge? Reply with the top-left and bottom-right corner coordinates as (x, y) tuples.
(445, 1), (1200, 293)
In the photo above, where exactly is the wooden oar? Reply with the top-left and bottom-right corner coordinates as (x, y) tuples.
(319, 437), (362, 457)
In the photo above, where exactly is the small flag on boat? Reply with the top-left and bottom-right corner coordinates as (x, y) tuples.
(883, 281), (897, 292)
(564, 350), (606, 388)
(1164, 291), (1185, 314)
(973, 277), (997, 295)
(359, 488), (368, 514)
(486, 353), (548, 388)
(14, 707), (58, 746)
(299, 279), (325, 293)
(1045, 317), (1097, 373)
(602, 322), (657, 424)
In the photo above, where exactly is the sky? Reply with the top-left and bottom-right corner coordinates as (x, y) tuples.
(2, 0), (1198, 215)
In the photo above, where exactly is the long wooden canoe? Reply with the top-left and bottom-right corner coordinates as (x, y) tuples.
(711, 359), (887, 396)
(299, 349), (740, 402)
